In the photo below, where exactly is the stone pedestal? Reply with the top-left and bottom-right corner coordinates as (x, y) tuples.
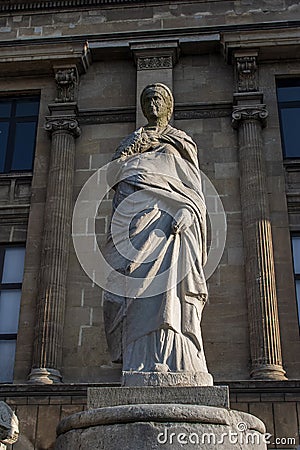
(122, 370), (213, 387)
(55, 387), (267, 450)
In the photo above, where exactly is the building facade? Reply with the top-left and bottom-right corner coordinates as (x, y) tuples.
(0, 0), (299, 448)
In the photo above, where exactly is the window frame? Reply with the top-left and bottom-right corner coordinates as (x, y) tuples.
(290, 234), (300, 330)
(276, 77), (300, 159)
(0, 243), (25, 383)
(0, 95), (40, 174)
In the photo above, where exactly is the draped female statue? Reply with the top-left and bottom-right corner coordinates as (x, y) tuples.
(103, 83), (212, 386)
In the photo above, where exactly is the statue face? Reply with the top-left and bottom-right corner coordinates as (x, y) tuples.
(142, 89), (168, 122)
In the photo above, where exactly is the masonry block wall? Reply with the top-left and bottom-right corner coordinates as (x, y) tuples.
(0, 0), (300, 449)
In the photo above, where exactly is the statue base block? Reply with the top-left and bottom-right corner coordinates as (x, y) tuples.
(55, 387), (267, 450)
(88, 385), (229, 409)
(122, 370), (213, 387)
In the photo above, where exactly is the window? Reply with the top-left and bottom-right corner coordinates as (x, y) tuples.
(0, 96), (39, 173)
(277, 78), (300, 158)
(291, 236), (300, 327)
(0, 246), (25, 382)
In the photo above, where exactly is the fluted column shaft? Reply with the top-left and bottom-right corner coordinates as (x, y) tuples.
(233, 107), (286, 380)
(29, 117), (80, 383)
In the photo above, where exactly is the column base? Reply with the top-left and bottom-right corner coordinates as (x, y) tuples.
(250, 364), (287, 381)
(28, 367), (62, 384)
(122, 370), (213, 387)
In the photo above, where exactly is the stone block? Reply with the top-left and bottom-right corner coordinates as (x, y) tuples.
(14, 404), (37, 447)
(88, 386), (229, 409)
(228, 247), (244, 265)
(249, 403), (275, 441)
(36, 405), (61, 450)
(273, 402), (298, 445)
(61, 405), (84, 419)
(215, 162), (239, 179)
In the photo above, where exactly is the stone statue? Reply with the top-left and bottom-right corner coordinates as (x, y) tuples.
(103, 83), (212, 386)
(0, 402), (19, 449)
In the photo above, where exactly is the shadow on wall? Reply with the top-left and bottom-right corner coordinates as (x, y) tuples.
(13, 434), (34, 450)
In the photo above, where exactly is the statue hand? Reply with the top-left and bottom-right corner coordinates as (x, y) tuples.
(172, 208), (194, 234)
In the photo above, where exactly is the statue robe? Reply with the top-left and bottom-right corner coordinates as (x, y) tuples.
(103, 125), (209, 373)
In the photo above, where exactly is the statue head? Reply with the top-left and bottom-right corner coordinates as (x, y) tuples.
(140, 83), (174, 125)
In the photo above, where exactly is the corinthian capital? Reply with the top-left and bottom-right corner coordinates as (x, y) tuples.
(44, 117), (81, 137)
(232, 105), (268, 129)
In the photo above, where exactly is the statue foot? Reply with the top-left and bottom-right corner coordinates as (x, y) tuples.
(152, 363), (169, 372)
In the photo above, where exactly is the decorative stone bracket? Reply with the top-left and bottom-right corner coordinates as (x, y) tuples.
(54, 66), (79, 103)
(234, 51), (259, 93)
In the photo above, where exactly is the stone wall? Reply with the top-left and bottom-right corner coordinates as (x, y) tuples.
(0, 382), (299, 449)
(0, 2), (299, 447)
(0, 1), (300, 40)
(7, 51), (298, 383)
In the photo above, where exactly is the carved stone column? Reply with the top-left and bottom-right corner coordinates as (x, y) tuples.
(29, 67), (80, 383)
(130, 41), (179, 126)
(232, 51), (286, 380)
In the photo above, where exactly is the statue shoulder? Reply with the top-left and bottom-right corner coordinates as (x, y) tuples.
(166, 125), (197, 147)
(112, 127), (144, 160)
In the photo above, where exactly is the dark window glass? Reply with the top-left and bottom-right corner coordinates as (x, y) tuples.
(279, 107), (300, 158)
(0, 96), (39, 173)
(0, 340), (16, 383)
(0, 103), (11, 118)
(12, 122), (37, 171)
(277, 85), (300, 103)
(277, 79), (300, 158)
(291, 236), (300, 327)
(0, 122), (9, 172)
(0, 245), (25, 383)
(15, 100), (39, 117)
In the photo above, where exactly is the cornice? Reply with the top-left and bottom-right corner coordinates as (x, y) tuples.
(0, 0), (244, 14)
(0, 21), (299, 75)
(0, 20), (298, 53)
(0, 0), (168, 13)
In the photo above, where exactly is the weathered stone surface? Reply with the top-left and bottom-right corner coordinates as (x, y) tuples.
(232, 53), (286, 381)
(88, 386), (229, 409)
(102, 83), (211, 386)
(122, 371), (214, 387)
(0, 402), (19, 446)
(55, 404), (267, 450)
